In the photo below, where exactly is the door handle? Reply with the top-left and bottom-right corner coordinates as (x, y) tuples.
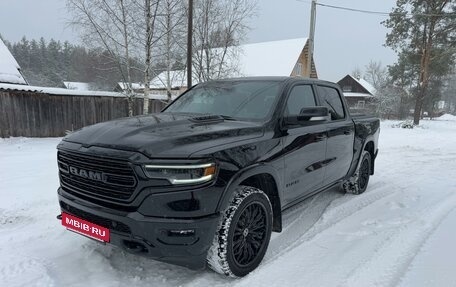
(343, 130), (351, 135)
(315, 134), (326, 140)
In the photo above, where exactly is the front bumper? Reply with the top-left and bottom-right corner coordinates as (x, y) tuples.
(58, 188), (220, 270)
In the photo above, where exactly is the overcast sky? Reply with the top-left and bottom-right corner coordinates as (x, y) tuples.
(0, 0), (397, 82)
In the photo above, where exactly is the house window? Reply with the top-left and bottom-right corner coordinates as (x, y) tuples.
(356, 100), (365, 108)
(295, 63), (303, 76)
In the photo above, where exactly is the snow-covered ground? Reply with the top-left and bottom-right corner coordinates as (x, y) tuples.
(1, 116), (456, 287)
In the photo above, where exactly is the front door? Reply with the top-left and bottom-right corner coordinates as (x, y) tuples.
(281, 84), (327, 206)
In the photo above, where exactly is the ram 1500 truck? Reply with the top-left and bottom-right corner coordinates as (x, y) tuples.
(57, 77), (379, 277)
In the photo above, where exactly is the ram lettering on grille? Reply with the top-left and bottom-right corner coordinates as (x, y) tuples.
(69, 166), (103, 182)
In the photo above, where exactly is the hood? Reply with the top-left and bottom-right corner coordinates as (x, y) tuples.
(63, 113), (264, 158)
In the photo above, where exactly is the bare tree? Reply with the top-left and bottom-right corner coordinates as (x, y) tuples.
(67, 0), (137, 116)
(157, 0), (186, 101)
(129, 0), (162, 114)
(141, 0), (157, 114)
(364, 61), (401, 119)
(351, 67), (362, 80)
(364, 61), (385, 89)
(192, 0), (257, 82)
(67, 0), (257, 115)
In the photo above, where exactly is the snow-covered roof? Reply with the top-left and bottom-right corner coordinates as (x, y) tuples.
(148, 38), (310, 88)
(343, 92), (374, 98)
(117, 71), (194, 90)
(357, 78), (376, 95)
(150, 70), (187, 89)
(348, 75), (376, 95)
(238, 37), (308, 76)
(0, 82), (171, 100)
(0, 83), (122, 97)
(63, 81), (91, 91)
(0, 39), (27, 85)
(116, 82), (146, 90)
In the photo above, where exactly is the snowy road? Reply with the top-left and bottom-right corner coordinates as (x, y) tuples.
(1, 117), (456, 287)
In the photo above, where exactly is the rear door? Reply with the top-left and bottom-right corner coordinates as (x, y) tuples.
(281, 84), (327, 206)
(316, 85), (354, 186)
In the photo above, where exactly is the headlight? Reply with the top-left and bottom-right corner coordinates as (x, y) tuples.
(143, 163), (216, 185)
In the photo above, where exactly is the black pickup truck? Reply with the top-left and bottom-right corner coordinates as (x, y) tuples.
(57, 77), (379, 277)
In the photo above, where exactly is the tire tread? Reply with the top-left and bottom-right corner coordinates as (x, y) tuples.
(206, 185), (270, 277)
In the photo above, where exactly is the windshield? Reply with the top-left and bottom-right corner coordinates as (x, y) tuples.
(164, 81), (282, 121)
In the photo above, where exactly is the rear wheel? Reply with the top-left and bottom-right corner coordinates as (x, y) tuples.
(344, 151), (371, 195)
(207, 186), (272, 277)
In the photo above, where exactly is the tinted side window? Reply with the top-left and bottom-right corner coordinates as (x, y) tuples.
(285, 85), (316, 116)
(317, 86), (345, 120)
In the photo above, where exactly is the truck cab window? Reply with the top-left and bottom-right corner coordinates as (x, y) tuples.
(316, 86), (345, 120)
(285, 85), (316, 116)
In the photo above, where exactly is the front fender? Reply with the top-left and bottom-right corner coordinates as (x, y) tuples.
(216, 163), (283, 212)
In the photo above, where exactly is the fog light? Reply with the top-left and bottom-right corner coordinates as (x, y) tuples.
(168, 229), (195, 237)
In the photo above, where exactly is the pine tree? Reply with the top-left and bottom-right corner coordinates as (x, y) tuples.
(383, 0), (456, 125)
(7, 36), (146, 89)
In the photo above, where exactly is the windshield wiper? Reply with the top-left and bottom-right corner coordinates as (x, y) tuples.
(189, 114), (238, 123)
(217, 115), (237, 121)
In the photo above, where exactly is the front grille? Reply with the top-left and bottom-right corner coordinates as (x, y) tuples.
(60, 201), (131, 234)
(58, 150), (137, 201)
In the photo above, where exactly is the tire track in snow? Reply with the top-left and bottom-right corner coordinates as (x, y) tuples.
(339, 192), (456, 287)
(188, 184), (397, 287)
(260, 181), (400, 266)
(265, 189), (342, 261)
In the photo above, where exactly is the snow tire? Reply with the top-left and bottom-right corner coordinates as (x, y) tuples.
(343, 151), (372, 195)
(207, 185), (273, 277)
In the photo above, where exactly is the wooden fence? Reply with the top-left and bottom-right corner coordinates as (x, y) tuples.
(0, 90), (167, 137)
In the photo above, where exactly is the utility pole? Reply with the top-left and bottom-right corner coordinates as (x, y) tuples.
(306, 0), (317, 78)
(187, 0), (193, 88)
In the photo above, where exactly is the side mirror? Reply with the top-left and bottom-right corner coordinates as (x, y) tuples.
(283, 106), (329, 126)
(298, 106), (329, 121)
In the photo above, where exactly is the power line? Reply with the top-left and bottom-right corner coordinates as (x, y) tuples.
(316, 2), (390, 16)
(296, 0), (456, 17)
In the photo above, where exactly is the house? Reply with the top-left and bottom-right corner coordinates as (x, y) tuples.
(193, 37), (318, 80)
(149, 70), (187, 90)
(114, 38), (317, 95)
(113, 81), (178, 101)
(234, 37), (317, 78)
(127, 38), (318, 94)
(63, 81), (92, 91)
(337, 74), (376, 109)
(113, 82), (146, 93)
(0, 39), (27, 85)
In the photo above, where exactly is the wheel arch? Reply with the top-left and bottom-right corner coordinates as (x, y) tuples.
(363, 140), (375, 175)
(217, 164), (283, 232)
(346, 134), (377, 180)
